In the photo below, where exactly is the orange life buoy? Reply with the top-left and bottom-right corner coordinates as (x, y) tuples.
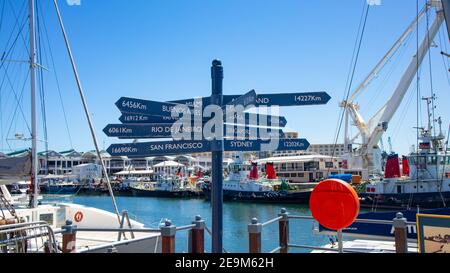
(74, 211), (84, 223)
(310, 179), (360, 230)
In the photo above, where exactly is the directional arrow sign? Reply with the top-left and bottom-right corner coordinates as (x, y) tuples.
(119, 114), (179, 124)
(104, 124), (284, 139)
(107, 140), (211, 157)
(119, 113), (287, 127)
(103, 124), (202, 139)
(228, 113), (287, 128)
(171, 92), (331, 107)
(224, 90), (256, 109)
(116, 97), (202, 118)
(225, 138), (310, 152)
(107, 138), (310, 157)
(223, 125), (285, 140)
(224, 92), (331, 107)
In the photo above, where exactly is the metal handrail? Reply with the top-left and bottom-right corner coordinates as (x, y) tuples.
(0, 222), (58, 253)
(0, 221), (48, 231)
(176, 224), (196, 232)
(254, 209), (415, 254)
(204, 225), (228, 253)
(288, 214), (416, 226)
(269, 247), (282, 253)
(73, 227), (161, 233)
(261, 216), (283, 227)
(0, 222), (50, 234)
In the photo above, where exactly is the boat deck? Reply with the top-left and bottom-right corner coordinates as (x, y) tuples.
(55, 231), (161, 253)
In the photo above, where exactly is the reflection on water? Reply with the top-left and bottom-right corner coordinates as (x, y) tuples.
(43, 195), (330, 253)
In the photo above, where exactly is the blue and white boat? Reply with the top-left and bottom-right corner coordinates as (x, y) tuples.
(201, 154), (313, 203)
(41, 181), (81, 194)
(359, 122), (450, 209)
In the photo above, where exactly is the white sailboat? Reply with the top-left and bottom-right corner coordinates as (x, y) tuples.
(0, 0), (161, 253)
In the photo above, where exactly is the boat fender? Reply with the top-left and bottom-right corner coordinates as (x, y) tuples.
(74, 211), (84, 223)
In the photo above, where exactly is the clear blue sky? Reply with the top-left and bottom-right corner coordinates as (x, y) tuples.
(0, 0), (449, 155)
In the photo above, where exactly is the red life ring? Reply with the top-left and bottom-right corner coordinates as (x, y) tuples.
(74, 211), (84, 223)
(310, 179), (360, 230)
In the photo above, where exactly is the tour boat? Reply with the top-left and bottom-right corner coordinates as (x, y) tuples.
(201, 154), (312, 203)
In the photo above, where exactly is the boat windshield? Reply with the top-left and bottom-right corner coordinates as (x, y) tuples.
(230, 164), (252, 173)
(409, 155), (450, 167)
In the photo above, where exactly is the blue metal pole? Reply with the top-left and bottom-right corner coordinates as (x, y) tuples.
(210, 59), (224, 253)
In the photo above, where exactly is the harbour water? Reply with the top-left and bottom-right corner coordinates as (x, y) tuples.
(42, 195), (330, 253)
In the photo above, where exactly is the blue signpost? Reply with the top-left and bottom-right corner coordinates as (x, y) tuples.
(210, 60), (224, 253)
(107, 138), (310, 157)
(224, 89), (257, 109)
(105, 60), (331, 254)
(103, 123), (202, 139)
(119, 112), (288, 127)
(116, 97), (202, 118)
(104, 123), (285, 140)
(170, 91), (331, 107)
(225, 138), (310, 152)
(107, 140), (212, 157)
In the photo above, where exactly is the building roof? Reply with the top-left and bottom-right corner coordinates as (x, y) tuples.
(114, 170), (154, 175)
(154, 161), (185, 167)
(72, 163), (100, 168)
(175, 155), (198, 162)
(8, 149), (30, 157)
(257, 154), (338, 164)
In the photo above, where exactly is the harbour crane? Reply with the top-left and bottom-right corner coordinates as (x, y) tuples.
(341, 0), (447, 176)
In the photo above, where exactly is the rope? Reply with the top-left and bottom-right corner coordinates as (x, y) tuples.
(38, 0), (73, 149)
(425, 6), (437, 137)
(415, 0), (421, 193)
(52, 0), (121, 224)
(438, 27), (450, 87)
(0, 0), (5, 37)
(328, 1), (371, 176)
(36, 2), (49, 166)
(6, 0), (29, 53)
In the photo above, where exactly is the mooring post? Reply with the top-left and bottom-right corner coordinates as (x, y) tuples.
(279, 208), (289, 253)
(210, 59), (224, 253)
(161, 220), (176, 253)
(62, 220), (77, 253)
(190, 215), (205, 253)
(43, 241), (50, 253)
(393, 212), (408, 253)
(248, 218), (262, 253)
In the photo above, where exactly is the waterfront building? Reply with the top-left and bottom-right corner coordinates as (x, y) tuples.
(257, 154), (363, 183)
(38, 150), (84, 175)
(308, 144), (346, 157)
(72, 163), (103, 181)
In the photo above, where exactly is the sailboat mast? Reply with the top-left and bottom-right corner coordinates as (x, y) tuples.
(29, 0), (39, 209)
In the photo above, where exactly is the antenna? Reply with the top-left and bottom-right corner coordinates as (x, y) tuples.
(422, 97), (433, 134)
(437, 117), (445, 140)
(388, 137), (393, 154)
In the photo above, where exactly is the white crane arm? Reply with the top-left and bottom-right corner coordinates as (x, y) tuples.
(367, 10), (445, 149)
